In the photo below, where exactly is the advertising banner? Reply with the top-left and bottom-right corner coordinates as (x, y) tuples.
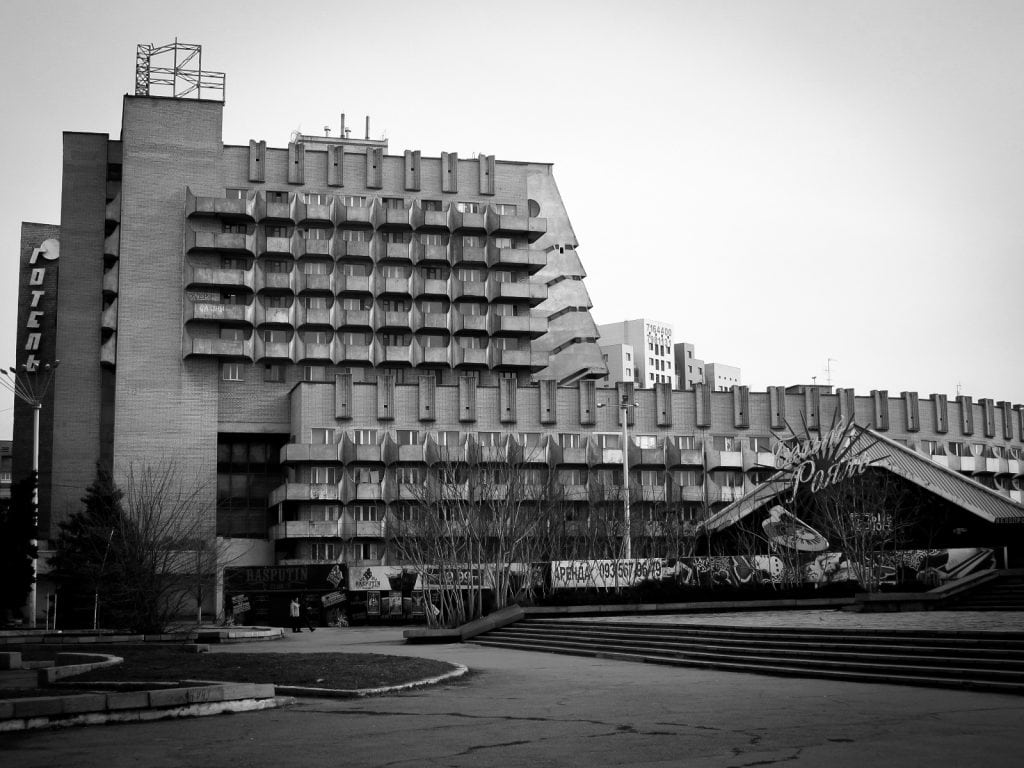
(551, 559), (668, 590)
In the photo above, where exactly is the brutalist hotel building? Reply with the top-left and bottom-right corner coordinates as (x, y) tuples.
(14, 56), (1024, 617)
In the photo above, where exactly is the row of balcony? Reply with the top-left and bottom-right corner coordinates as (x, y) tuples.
(186, 305), (545, 336)
(185, 232), (548, 270)
(185, 267), (547, 301)
(188, 336), (545, 369)
(266, 477), (759, 510)
(926, 453), (1023, 476)
(268, 519), (385, 541)
(278, 433), (779, 472)
(185, 189), (547, 240)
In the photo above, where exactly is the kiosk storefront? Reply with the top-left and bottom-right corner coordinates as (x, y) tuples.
(224, 564), (347, 627)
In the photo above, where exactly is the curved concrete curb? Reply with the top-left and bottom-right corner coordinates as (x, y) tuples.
(0, 626), (283, 648)
(0, 682), (278, 732)
(274, 663), (469, 699)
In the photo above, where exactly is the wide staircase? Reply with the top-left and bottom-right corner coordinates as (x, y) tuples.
(945, 571), (1024, 611)
(471, 617), (1024, 695)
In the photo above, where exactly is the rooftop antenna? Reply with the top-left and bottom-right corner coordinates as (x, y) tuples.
(825, 358), (837, 386)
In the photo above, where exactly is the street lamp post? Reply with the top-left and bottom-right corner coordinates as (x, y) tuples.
(1, 360), (60, 628)
(599, 394), (637, 560)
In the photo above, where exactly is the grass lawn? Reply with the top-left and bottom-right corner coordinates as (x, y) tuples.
(6, 644), (457, 692)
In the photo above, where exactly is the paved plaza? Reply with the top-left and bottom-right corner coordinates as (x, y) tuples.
(2, 609), (1023, 767)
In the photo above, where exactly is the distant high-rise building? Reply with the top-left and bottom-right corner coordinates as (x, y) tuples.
(706, 362), (742, 392)
(674, 342), (705, 390)
(596, 319), (673, 388)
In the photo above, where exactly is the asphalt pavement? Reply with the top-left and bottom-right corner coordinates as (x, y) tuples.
(3, 613), (1024, 767)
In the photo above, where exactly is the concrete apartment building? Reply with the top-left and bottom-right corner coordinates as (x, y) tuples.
(705, 362), (742, 392)
(596, 318), (674, 387)
(12, 46), (1024, 619)
(0, 440), (11, 499)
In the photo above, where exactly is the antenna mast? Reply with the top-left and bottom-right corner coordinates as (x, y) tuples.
(134, 40), (225, 101)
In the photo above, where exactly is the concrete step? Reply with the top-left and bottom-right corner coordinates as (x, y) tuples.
(471, 637), (1024, 696)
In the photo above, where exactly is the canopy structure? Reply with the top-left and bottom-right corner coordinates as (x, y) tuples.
(702, 427), (1024, 534)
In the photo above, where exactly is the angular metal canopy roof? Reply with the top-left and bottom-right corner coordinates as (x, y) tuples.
(702, 427), (1024, 533)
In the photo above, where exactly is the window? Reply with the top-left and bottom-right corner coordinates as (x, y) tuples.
(266, 191), (288, 204)
(320, 505), (341, 521)
(303, 330), (332, 345)
(265, 225), (289, 238)
(636, 435), (657, 449)
(226, 188), (248, 199)
(381, 231), (412, 244)
(457, 336), (486, 349)
(478, 432), (502, 447)
(221, 255), (247, 270)
(594, 433), (620, 450)
(221, 291), (247, 305)
(341, 228), (371, 242)
(670, 435), (701, 450)
(518, 432), (541, 448)
(302, 365), (327, 382)
(712, 470), (744, 488)
(264, 294), (292, 309)
(340, 297), (370, 311)
(639, 470), (663, 486)
(220, 327), (246, 341)
(341, 195), (366, 207)
(380, 332), (411, 346)
(421, 199), (443, 211)
(396, 429), (419, 446)
(263, 364), (285, 382)
(264, 259), (290, 273)
(352, 542), (380, 560)
(382, 197), (405, 209)
(948, 441), (966, 457)
(749, 436), (771, 452)
(310, 465), (338, 484)
(462, 235), (484, 247)
(592, 468), (622, 486)
(352, 429), (377, 445)
(302, 260), (331, 275)
(353, 467), (382, 484)
(920, 439), (942, 456)
(673, 470), (703, 486)
(303, 296), (330, 310)
(420, 233), (449, 246)
(340, 331), (370, 345)
(559, 433), (582, 449)
(419, 299), (447, 314)
(558, 468), (587, 485)
(457, 267), (484, 282)
(395, 466), (422, 484)
(419, 334), (447, 348)
(340, 262), (371, 276)
(456, 201), (483, 213)
(712, 435), (741, 451)
(221, 363), (244, 382)
(310, 542), (338, 562)
(381, 264), (411, 279)
(435, 430), (460, 447)
(304, 192), (331, 205)
(493, 203), (517, 215)
(302, 227), (330, 240)
(222, 222), (247, 235)
(625, 352), (631, 361)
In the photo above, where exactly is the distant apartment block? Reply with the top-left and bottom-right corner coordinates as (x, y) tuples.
(597, 319), (673, 388)
(706, 363), (742, 392)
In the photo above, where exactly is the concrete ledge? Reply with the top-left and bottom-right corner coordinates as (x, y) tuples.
(37, 653), (123, 684)
(525, 597), (854, 617)
(0, 626), (282, 647)
(0, 682), (279, 732)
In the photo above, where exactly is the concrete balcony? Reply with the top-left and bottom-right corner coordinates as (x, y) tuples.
(452, 346), (488, 369)
(269, 482), (340, 505)
(485, 244), (547, 272)
(297, 238), (333, 259)
(255, 270), (295, 292)
(421, 346), (450, 365)
(295, 305), (334, 327)
(100, 333), (116, 368)
(253, 305), (294, 327)
(294, 201), (334, 227)
(256, 234), (293, 257)
(959, 456), (978, 472)
(338, 344), (372, 364)
(101, 300), (118, 332)
(412, 276), (450, 299)
(986, 458), (1009, 474)
(186, 266), (253, 291)
(333, 239), (372, 260)
(449, 209), (486, 232)
(185, 230), (255, 255)
(296, 340), (334, 362)
(452, 314), (488, 334)
(337, 205), (372, 227)
(377, 309), (413, 331)
(416, 312), (450, 333)
(412, 203), (450, 231)
(255, 193), (294, 223)
(102, 261), (119, 297)
(186, 189), (255, 221)
(488, 314), (546, 338)
(337, 309), (372, 329)
(377, 276), (412, 297)
(269, 520), (345, 540)
(374, 204), (413, 230)
(451, 244), (487, 266)
(103, 228), (120, 260)
(706, 449), (743, 470)
(452, 280), (487, 301)
(280, 444), (340, 463)
(487, 281), (547, 305)
(297, 272), (334, 293)
(105, 192), (121, 225)
(485, 209), (531, 236)
(376, 345), (415, 366)
(743, 448), (778, 471)
(187, 337), (254, 360)
(337, 274), (372, 295)
(255, 339), (294, 362)
(186, 301), (252, 324)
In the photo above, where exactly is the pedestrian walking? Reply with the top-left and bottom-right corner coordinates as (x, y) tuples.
(290, 596), (302, 633)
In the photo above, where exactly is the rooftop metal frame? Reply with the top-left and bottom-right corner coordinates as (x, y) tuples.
(135, 40), (225, 101)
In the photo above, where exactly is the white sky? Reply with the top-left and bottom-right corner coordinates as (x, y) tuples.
(3, 0), (1023, 439)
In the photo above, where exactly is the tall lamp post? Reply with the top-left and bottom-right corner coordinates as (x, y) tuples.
(1, 360), (60, 628)
(598, 394), (637, 560)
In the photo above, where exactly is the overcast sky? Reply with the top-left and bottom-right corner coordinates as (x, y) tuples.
(2, 0), (1023, 439)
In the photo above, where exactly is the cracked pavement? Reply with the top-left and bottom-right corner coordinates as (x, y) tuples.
(2, 624), (1023, 767)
